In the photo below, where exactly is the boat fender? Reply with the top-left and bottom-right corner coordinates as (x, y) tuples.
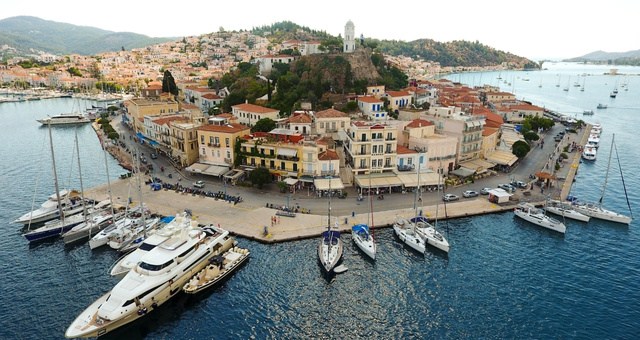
(151, 302), (158, 309)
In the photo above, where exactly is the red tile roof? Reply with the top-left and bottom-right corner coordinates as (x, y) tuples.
(315, 108), (347, 118)
(318, 149), (339, 161)
(357, 96), (383, 103)
(396, 145), (417, 155)
(406, 119), (433, 128)
(386, 90), (411, 97)
(287, 113), (312, 124)
(198, 123), (250, 133)
(232, 103), (279, 114)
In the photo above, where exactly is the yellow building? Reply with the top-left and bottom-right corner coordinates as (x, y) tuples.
(170, 121), (199, 167)
(197, 119), (250, 169)
(239, 133), (304, 180)
(124, 98), (179, 133)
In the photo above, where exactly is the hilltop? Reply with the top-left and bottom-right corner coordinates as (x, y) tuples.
(0, 16), (172, 57)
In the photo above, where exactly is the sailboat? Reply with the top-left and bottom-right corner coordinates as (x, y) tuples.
(318, 176), (343, 273)
(415, 166), (450, 253)
(393, 159), (427, 254)
(352, 174), (376, 260)
(571, 134), (633, 225)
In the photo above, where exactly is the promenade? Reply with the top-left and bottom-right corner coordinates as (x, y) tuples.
(86, 120), (590, 243)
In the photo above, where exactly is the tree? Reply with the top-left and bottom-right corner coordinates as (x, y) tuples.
(249, 167), (272, 189)
(523, 131), (540, 142)
(512, 140), (531, 158)
(162, 70), (178, 96)
(251, 118), (276, 133)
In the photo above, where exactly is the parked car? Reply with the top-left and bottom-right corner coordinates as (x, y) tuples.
(463, 190), (479, 198)
(150, 153), (158, 159)
(498, 183), (515, 192)
(442, 194), (460, 202)
(511, 180), (527, 189)
(480, 187), (492, 195)
(140, 156), (147, 164)
(193, 180), (205, 188)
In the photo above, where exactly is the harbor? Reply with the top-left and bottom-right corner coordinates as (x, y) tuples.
(1, 63), (639, 339)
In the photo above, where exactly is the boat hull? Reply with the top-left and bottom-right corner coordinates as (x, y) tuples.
(352, 233), (376, 260)
(183, 244), (249, 294)
(514, 209), (566, 233)
(393, 223), (425, 254)
(544, 206), (590, 222)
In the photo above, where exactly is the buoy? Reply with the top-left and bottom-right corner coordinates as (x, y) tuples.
(334, 265), (348, 274)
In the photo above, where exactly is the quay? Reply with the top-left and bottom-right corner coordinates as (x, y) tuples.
(85, 121), (592, 244)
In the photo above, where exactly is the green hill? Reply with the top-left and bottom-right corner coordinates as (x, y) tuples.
(0, 16), (173, 56)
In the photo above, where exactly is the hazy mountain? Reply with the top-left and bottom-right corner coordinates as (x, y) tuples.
(0, 16), (173, 56)
(565, 49), (640, 66)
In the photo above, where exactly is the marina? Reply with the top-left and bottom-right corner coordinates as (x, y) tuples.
(1, 63), (639, 338)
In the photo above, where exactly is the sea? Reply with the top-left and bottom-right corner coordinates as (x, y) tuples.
(0, 62), (639, 339)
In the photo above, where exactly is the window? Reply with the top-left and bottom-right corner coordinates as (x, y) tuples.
(214, 137), (220, 145)
(360, 159), (366, 169)
(261, 159), (265, 167)
(293, 164), (298, 171)
(200, 135), (204, 143)
(226, 151), (230, 159)
(281, 161), (285, 170)
(225, 138), (230, 147)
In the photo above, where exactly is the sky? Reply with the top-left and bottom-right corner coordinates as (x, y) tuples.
(2, 0), (639, 61)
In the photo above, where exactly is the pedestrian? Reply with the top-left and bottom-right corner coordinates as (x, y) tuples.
(277, 216), (280, 224)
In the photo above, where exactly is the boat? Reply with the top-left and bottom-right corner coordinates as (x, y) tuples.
(415, 166), (449, 253)
(36, 113), (91, 125)
(544, 200), (590, 222)
(62, 207), (121, 244)
(571, 134), (632, 225)
(597, 104), (607, 109)
(586, 134), (600, 148)
(65, 225), (230, 338)
(393, 162), (427, 254)
(352, 224), (376, 260)
(583, 110), (594, 115)
(107, 216), (161, 252)
(514, 202), (566, 233)
(317, 177), (343, 273)
(610, 92), (617, 98)
(183, 242), (250, 294)
(581, 146), (597, 161)
(351, 174), (376, 260)
(88, 206), (148, 249)
(13, 189), (83, 225)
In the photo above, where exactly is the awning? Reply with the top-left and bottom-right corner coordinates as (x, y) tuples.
(284, 178), (299, 185)
(185, 163), (210, 173)
(486, 150), (518, 166)
(458, 158), (496, 173)
(135, 132), (159, 146)
(395, 172), (441, 187)
(203, 165), (229, 177)
(354, 175), (403, 188)
(450, 167), (476, 177)
(314, 178), (345, 190)
(278, 148), (297, 157)
(224, 169), (245, 180)
(300, 175), (315, 183)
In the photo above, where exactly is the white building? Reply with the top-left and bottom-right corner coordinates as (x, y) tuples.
(344, 20), (356, 53)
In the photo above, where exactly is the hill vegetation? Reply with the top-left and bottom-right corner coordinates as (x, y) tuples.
(0, 16), (172, 57)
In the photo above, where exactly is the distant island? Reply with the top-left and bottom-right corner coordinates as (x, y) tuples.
(565, 49), (640, 66)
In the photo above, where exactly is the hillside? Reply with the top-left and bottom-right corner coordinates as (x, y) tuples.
(0, 16), (173, 57)
(565, 49), (640, 66)
(372, 38), (538, 68)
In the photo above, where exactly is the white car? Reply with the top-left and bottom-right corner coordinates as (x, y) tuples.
(463, 190), (479, 198)
(193, 180), (205, 188)
(442, 194), (460, 202)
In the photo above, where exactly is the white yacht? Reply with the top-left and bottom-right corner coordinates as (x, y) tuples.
(107, 217), (161, 252)
(544, 200), (590, 222)
(14, 189), (82, 225)
(582, 146), (597, 161)
(62, 210), (120, 244)
(318, 226), (343, 273)
(414, 216), (450, 253)
(65, 225), (230, 338)
(36, 113), (91, 125)
(571, 202), (632, 225)
(393, 217), (426, 254)
(586, 134), (600, 148)
(514, 203), (566, 234)
(88, 206), (147, 249)
(351, 224), (376, 260)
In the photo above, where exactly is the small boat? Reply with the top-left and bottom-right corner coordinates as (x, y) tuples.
(393, 217), (426, 254)
(183, 243), (250, 294)
(587, 134), (600, 148)
(610, 92), (617, 98)
(544, 200), (590, 222)
(597, 104), (607, 109)
(514, 203), (566, 234)
(583, 110), (594, 115)
(317, 179), (343, 274)
(414, 216), (450, 253)
(581, 146), (597, 161)
(36, 113), (91, 125)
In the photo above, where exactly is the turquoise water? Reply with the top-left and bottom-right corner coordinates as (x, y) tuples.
(1, 64), (639, 339)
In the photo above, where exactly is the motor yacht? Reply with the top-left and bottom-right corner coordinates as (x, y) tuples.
(582, 146), (597, 161)
(183, 240), (249, 294)
(65, 225), (229, 338)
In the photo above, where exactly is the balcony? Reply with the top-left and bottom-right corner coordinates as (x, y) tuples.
(224, 158), (232, 164)
(207, 143), (221, 148)
(320, 170), (336, 176)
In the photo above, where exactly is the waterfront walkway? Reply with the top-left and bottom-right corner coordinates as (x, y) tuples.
(85, 120), (590, 243)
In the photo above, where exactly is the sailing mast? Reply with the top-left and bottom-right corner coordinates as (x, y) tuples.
(74, 130), (87, 232)
(48, 121), (64, 227)
(598, 134), (615, 206)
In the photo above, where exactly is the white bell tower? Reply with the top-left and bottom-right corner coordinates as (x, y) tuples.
(344, 20), (355, 53)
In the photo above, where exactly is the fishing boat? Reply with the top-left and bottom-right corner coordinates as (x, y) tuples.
(597, 104), (607, 109)
(65, 225), (230, 338)
(514, 202), (566, 233)
(317, 177), (343, 273)
(583, 110), (594, 115)
(183, 242), (250, 294)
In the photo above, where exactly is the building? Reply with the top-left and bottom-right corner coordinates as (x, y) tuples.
(385, 90), (412, 111)
(231, 103), (280, 127)
(123, 98), (179, 133)
(344, 20), (356, 53)
(170, 121), (200, 167)
(191, 117), (251, 177)
(343, 121), (398, 176)
(357, 96), (386, 120)
(426, 106), (485, 165)
(255, 54), (296, 75)
(285, 111), (313, 135)
(313, 108), (350, 140)
(239, 129), (304, 181)
(400, 119), (458, 174)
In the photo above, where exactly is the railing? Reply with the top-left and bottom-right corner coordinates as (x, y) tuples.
(320, 170), (336, 176)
